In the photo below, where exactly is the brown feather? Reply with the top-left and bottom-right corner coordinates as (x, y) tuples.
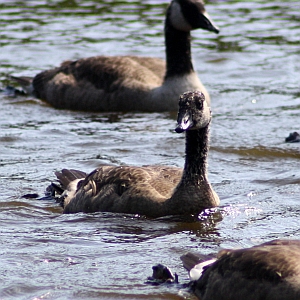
(185, 240), (300, 300)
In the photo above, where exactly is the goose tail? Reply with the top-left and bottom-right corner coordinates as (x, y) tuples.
(55, 169), (87, 189)
(9, 75), (34, 95)
(180, 252), (211, 271)
(180, 252), (216, 281)
(43, 169), (87, 207)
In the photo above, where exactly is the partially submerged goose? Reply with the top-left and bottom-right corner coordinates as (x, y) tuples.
(181, 239), (300, 300)
(285, 132), (300, 143)
(12, 0), (219, 112)
(50, 91), (219, 216)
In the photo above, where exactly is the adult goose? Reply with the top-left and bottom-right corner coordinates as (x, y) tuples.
(50, 91), (219, 216)
(180, 239), (300, 300)
(12, 0), (219, 112)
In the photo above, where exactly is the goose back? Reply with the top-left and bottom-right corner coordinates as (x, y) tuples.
(61, 165), (183, 215)
(181, 239), (300, 300)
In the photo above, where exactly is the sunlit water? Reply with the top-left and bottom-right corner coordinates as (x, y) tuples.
(0, 0), (300, 299)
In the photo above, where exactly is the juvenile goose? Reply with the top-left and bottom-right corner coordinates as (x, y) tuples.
(50, 91), (219, 216)
(12, 0), (219, 112)
(181, 239), (300, 300)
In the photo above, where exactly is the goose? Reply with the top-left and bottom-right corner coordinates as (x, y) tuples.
(180, 239), (300, 300)
(285, 132), (300, 143)
(11, 0), (219, 112)
(146, 264), (178, 284)
(49, 91), (219, 216)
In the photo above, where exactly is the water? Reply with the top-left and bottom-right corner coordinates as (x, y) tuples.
(0, 0), (300, 299)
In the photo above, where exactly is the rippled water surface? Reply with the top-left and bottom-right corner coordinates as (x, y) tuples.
(1, 0), (300, 299)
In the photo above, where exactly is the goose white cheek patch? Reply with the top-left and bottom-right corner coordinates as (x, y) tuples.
(181, 114), (193, 130)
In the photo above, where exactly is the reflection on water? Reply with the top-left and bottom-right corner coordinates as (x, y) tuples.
(0, 0), (300, 299)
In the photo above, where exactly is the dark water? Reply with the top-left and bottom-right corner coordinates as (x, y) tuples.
(1, 0), (300, 299)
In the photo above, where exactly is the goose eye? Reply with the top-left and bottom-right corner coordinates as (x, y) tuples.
(195, 100), (203, 110)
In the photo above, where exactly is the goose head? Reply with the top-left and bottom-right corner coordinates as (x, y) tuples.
(168, 0), (219, 33)
(285, 131), (300, 143)
(175, 91), (211, 133)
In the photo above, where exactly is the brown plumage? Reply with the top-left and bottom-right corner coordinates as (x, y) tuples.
(11, 0), (219, 112)
(180, 239), (300, 300)
(51, 91), (219, 217)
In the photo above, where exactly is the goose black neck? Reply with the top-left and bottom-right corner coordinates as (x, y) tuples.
(182, 125), (209, 183)
(164, 20), (194, 79)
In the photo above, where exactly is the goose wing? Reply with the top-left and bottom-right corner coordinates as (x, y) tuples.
(32, 56), (164, 111)
(62, 165), (182, 215)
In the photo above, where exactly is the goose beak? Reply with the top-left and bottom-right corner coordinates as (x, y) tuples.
(201, 12), (220, 34)
(175, 113), (193, 133)
(175, 124), (184, 133)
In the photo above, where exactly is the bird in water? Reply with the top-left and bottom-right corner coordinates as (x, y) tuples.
(11, 0), (219, 112)
(48, 91), (219, 217)
(285, 132), (300, 143)
(180, 239), (300, 300)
